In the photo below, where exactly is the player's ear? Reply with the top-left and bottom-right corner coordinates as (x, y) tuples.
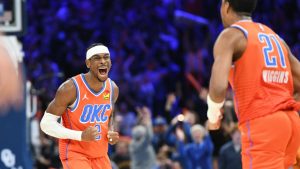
(85, 59), (91, 69)
(224, 0), (230, 14)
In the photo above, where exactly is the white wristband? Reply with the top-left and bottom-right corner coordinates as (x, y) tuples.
(207, 95), (225, 123)
(40, 112), (82, 141)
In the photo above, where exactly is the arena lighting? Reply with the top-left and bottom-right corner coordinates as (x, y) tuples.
(174, 9), (209, 26)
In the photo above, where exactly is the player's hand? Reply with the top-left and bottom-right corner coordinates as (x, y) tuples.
(207, 119), (222, 130)
(107, 131), (119, 145)
(81, 126), (98, 141)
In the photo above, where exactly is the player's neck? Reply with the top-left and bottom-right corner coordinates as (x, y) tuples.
(85, 73), (105, 91)
(239, 15), (252, 21)
(232, 15), (252, 24)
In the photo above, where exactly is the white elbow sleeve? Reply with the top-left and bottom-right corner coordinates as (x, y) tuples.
(40, 112), (82, 141)
(207, 95), (225, 123)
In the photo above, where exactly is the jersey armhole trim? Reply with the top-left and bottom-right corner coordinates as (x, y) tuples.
(231, 25), (248, 39)
(69, 78), (80, 112)
(109, 79), (114, 106)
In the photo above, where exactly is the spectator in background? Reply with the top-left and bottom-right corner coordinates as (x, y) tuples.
(177, 123), (214, 169)
(111, 141), (131, 169)
(152, 116), (168, 153)
(35, 134), (61, 169)
(165, 114), (192, 148)
(155, 148), (173, 169)
(218, 124), (242, 169)
(129, 106), (157, 169)
(116, 102), (137, 137)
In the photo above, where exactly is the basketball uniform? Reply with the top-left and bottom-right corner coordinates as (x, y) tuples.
(228, 20), (300, 169)
(59, 74), (114, 169)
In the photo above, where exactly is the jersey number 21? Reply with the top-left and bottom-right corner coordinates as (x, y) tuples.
(258, 33), (286, 68)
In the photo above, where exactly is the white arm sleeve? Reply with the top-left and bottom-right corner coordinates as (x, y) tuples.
(40, 112), (82, 141)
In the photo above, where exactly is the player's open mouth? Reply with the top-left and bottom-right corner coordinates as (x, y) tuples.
(98, 68), (107, 75)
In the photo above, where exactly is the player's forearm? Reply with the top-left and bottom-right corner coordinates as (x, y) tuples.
(207, 62), (228, 124)
(40, 112), (82, 141)
(209, 74), (228, 103)
(209, 57), (230, 102)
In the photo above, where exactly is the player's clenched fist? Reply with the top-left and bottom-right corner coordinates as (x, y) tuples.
(81, 126), (99, 141)
(107, 131), (119, 145)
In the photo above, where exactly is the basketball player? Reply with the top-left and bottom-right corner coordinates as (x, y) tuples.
(40, 43), (120, 169)
(206, 0), (300, 168)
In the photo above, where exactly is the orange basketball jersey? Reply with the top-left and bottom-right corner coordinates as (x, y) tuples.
(59, 74), (114, 160)
(228, 20), (300, 124)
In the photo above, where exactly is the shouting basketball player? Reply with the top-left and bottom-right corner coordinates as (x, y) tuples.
(40, 43), (119, 169)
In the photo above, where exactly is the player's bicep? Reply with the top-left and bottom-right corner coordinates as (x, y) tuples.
(213, 28), (245, 75)
(209, 29), (236, 100)
(213, 34), (234, 76)
(46, 80), (76, 116)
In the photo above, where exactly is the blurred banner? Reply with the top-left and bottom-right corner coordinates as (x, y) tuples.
(0, 102), (33, 169)
(0, 34), (31, 168)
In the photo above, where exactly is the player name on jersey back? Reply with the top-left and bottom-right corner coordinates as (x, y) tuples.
(262, 70), (289, 84)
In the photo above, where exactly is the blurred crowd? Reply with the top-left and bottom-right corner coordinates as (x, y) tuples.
(22, 0), (300, 169)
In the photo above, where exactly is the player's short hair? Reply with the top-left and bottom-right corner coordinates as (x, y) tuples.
(225, 0), (257, 16)
(86, 43), (105, 51)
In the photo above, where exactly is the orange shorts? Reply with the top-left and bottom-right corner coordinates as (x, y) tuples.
(61, 154), (111, 169)
(240, 111), (300, 169)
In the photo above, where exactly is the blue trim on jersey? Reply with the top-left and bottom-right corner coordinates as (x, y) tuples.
(80, 74), (106, 96)
(231, 25), (248, 38)
(70, 78), (80, 112)
(232, 65), (240, 120)
(65, 140), (71, 169)
(246, 121), (253, 169)
(65, 111), (73, 169)
(110, 79), (114, 105)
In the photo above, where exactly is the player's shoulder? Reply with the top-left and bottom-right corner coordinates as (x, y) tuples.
(56, 78), (77, 97)
(220, 27), (246, 43)
(215, 27), (246, 53)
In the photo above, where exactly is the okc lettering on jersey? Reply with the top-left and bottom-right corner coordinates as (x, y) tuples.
(80, 104), (111, 123)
